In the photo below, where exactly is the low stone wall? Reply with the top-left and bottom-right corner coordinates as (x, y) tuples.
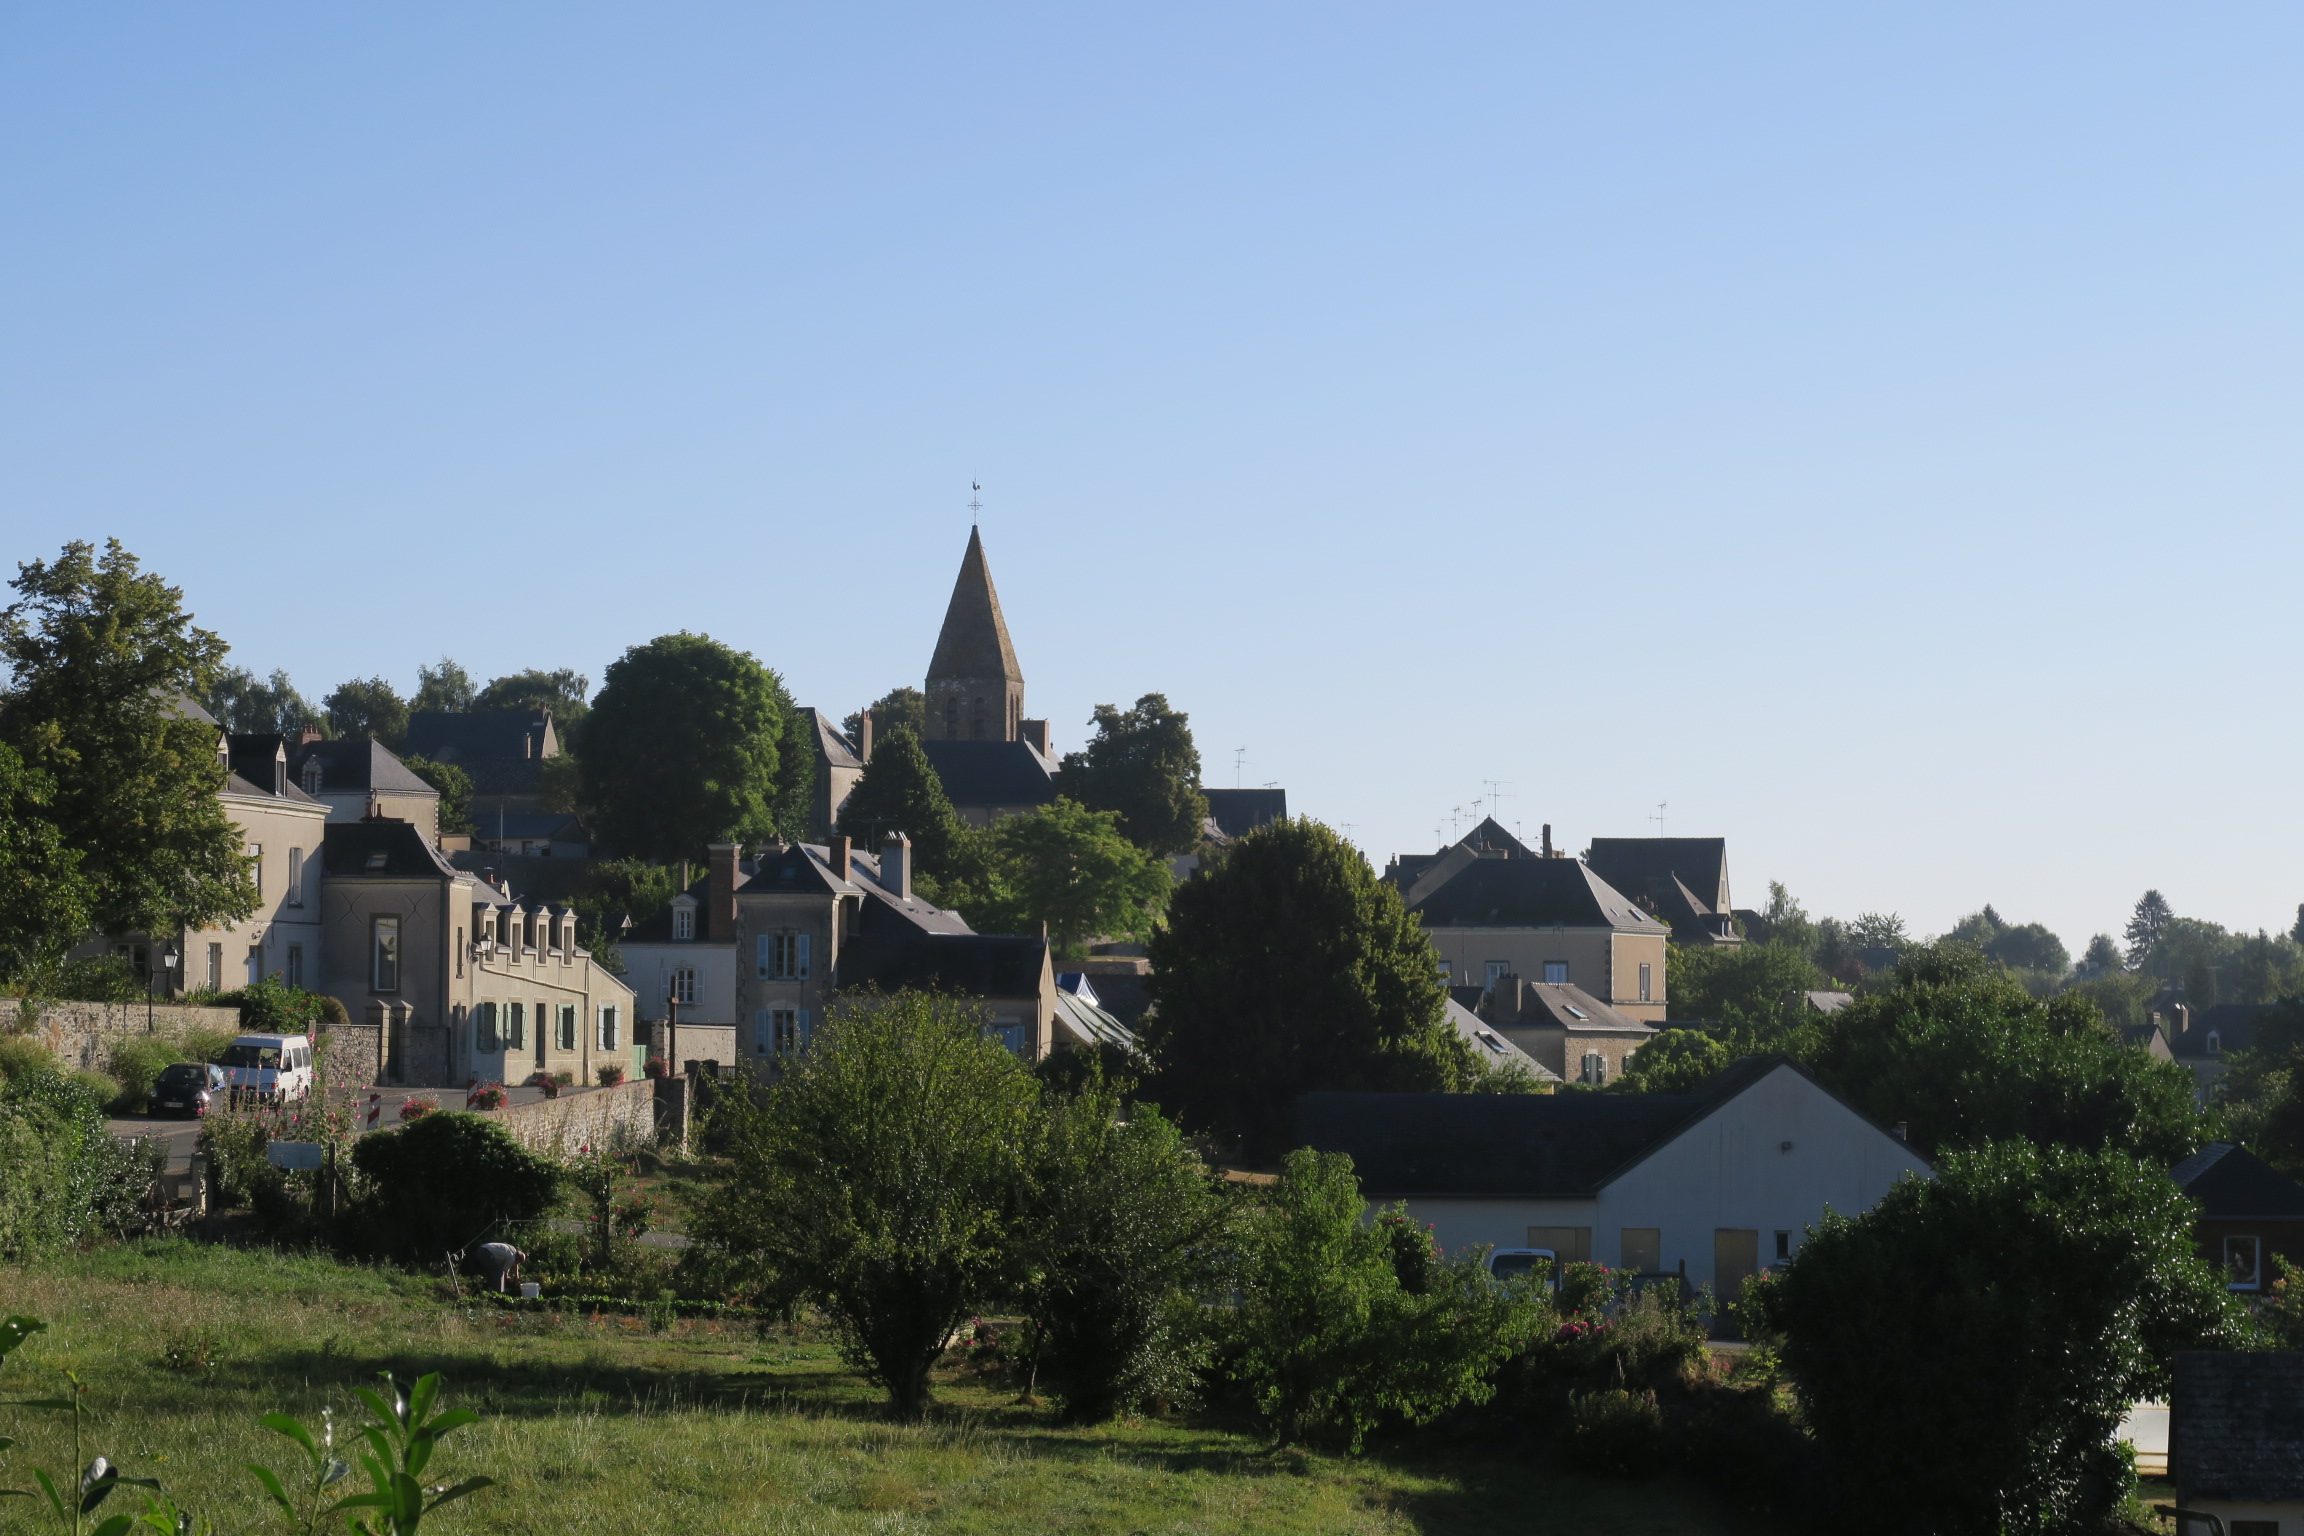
(14, 1000), (244, 1072)
(489, 1078), (669, 1155)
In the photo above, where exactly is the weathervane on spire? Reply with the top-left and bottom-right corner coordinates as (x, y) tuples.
(969, 481), (982, 526)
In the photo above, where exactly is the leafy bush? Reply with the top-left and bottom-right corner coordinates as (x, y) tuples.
(1569, 1386), (1664, 1473)
(351, 1111), (560, 1264)
(399, 1095), (438, 1122)
(596, 1062), (626, 1086)
(1221, 1150), (1545, 1450)
(1021, 1080), (1230, 1421)
(314, 991), (349, 1025)
(0, 1034), (53, 1082)
(107, 1032), (193, 1112)
(222, 976), (330, 1037)
(1766, 1140), (2250, 1535)
(467, 1081), (507, 1110)
(0, 1066), (147, 1257)
(2265, 1254), (2304, 1348)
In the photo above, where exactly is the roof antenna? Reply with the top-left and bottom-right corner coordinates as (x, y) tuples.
(969, 481), (983, 527)
(1483, 779), (1510, 824)
(1233, 746), (1247, 788)
(1649, 800), (1668, 835)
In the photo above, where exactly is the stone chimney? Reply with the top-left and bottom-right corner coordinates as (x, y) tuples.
(882, 833), (911, 902)
(295, 724), (324, 749)
(2172, 1002), (2190, 1036)
(1541, 823), (1555, 859)
(1021, 718), (1052, 757)
(858, 709), (874, 764)
(1491, 973), (1525, 1018)
(828, 832), (851, 883)
(706, 842), (741, 943)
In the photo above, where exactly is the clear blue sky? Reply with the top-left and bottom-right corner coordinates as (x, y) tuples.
(7, 5), (2302, 955)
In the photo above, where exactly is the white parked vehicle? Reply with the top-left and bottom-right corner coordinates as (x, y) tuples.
(1484, 1247), (1560, 1291)
(217, 1033), (315, 1106)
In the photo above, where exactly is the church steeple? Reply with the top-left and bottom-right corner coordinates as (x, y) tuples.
(925, 526), (1025, 742)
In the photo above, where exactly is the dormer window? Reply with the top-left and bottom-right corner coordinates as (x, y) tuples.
(2208, 1031), (2222, 1056)
(673, 907), (694, 942)
(302, 759), (324, 796)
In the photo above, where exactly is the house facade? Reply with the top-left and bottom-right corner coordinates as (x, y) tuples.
(1386, 819), (1670, 1022)
(1480, 977), (1655, 1085)
(2172, 1142), (2304, 1296)
(2171, 1351), (2304, 1536)
(1299, 1058), (1931, 1296)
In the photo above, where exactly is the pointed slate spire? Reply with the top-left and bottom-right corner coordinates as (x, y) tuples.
(928, 526), (1023, 687)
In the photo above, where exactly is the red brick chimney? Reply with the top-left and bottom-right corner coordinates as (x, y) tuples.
(706, 842), (741, 943)
(828, 833), (851, 883)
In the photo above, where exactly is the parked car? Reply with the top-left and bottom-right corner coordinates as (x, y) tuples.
(1484, 1247), (1560, 1291)
(217, 1033), (315, 1106)
(151, 1061), (227, 1118)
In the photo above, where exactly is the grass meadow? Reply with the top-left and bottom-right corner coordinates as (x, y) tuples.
(1, 1240), (1749, 1535)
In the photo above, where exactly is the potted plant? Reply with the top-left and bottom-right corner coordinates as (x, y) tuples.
(466, 1081), (507, 1111)
(643, 1056), (668, 1080)
(596, 1063), (626, 1087)
(529, 1072), (561, 1100)
(398, 1094), (438, 1122)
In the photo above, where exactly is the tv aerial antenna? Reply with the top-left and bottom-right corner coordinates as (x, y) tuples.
(1649, 800), (1669, 834)
(1233, 747), (1248, 788)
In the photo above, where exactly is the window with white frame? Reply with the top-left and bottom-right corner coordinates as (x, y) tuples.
(673, 906), (694, 941)
(1544, 961), (1569, 984)
(285, 944), (303, 988)
(671, 968), (697, 1006)
(775, 1008), (809, 1056)
(248, 843), (263, 900)
(756, 930), (810, 980)
(598, 1006), (619, 1051)
(1580, 1050), (1606, 1086)
(1638, 962), (1652, 1002)
(287, 846), (304, 905)
(557, 1004), (577, 1051)
(371, 917), (399, 992)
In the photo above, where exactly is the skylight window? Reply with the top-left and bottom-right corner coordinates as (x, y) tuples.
(365, 850), (388, 870)
(1564, 1005), (1588, 1021)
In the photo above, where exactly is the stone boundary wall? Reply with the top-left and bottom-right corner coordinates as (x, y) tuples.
(14, 1000), (245, 1072)
(489, 1078), (670, 1155)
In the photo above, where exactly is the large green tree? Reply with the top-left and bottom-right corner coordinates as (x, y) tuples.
(1610, 1027), (1730, 1094)
(0, 540), (254, 941)
(1805, 943), (2210, 1162)
(0, 741), (90, 984)
(321, 675), (409, 747)
(841, 685), (925, 745)
(1764, 1140), (2247, 1535)
(836, 725), (965, 880)
(401, 754), (475, 836)
(1058, 693), (1209, 857)
(970, 798), (1170, 958)
(472, 666), (590, 724)
(201, 666), (320, 736)
(580, 632), (799, 865)
(2125, 888), (2175, 968)
(1946, 903), (2070, 978)
(1144, 818), (1469, 1156)
(1665, 940), (1827, 1053)
(411, 656), (477, 714)
(695, 993), (1039, 1417)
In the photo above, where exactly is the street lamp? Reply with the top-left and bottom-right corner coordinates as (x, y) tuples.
(147, 944), (179, 1032)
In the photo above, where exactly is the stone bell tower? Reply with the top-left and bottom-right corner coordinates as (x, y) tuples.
(924, 526), (1025, 743)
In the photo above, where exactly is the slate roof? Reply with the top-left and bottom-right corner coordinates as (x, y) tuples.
(2172, 1350), (2304, 1502)
(2170, 1003), (2275, 1062)
(2172, 1142), (2304, 1223)
(402, 709), (556, 763)
(1054, 989), (1142, 1052)
(927, 527), (1024, 686)
(1494, 982), (1654, 1037)
(1296, 1056), (1796, 1198)
(838, 931), (1049, 998)
(1203, 787), (1288, 840)
(1407, 857), (1664, 933)
(290, 736), (438, 798)
(1804, 990), (1856, 1015)
(221, 734), (322, 804)
(1444, 998), (1561, 1084)
(803, 707), (862, 769)
(1586, 837), (1730, 909)
(322, 818), (461, 880)
(474, 811), (587, 843)
(920, 739), (1057, 810)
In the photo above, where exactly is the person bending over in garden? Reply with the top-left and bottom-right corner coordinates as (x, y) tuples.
(468, 1241), (526, 1292)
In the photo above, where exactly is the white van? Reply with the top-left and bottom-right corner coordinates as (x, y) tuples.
(217, 1033), (315, 1106)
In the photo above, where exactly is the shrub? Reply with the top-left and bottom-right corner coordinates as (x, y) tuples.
(596, 1062), (626, 1086)
(1222, 1149), (1546, 1450)
(228, 977), (329, 1037)
(351, 1110), (560, 1264)
(693, 992), (1038, 1418)
(1021, 1082), (1230, 1422)
(643, 1055), (668, 1079)
(314, 992), (349, 1025)
(0, 1034), (55, 1082)
(1569, 1386), (1664, 1474)
(399, 1095), (438, 1122)
(530, 1073), (561, 1100)
(0, 1065), (147, 1256)
(553, 1069), (574, 1087)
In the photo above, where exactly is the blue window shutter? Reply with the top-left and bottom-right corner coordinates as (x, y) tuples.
(755, 934), (770, 978)
(797, 933), (811, 980)
(798, 1009), (812, 1049)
